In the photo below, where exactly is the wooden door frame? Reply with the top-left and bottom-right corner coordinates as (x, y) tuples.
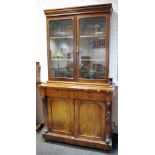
(76, 14), (110, 84)
(46, 16), (76, 82)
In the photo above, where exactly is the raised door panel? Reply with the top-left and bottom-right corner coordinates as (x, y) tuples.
(75, 100), (105, 140)
(48, 97), (74, 135)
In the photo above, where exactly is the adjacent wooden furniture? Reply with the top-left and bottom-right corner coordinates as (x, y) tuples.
(39, 3), (114, 151)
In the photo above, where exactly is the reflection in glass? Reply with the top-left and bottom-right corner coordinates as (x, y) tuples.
(50, 20), (73, 37)
(79, 17), (106, 80)
(49, 19), (74, 78)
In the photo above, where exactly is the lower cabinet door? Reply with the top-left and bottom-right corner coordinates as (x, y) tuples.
(75, 100), (106, 141)
(47, 97), (74, 136)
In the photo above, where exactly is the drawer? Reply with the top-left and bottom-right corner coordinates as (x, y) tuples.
(46, 88), (76, 99)
(77, 91), (105, 101)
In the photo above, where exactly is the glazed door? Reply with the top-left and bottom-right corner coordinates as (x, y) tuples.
(47, 16), (76, 81)
(77, 15), (110, 83)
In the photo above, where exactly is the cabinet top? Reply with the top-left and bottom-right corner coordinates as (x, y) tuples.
(44, 3), (112, 17)
(39, 81), (114, 93)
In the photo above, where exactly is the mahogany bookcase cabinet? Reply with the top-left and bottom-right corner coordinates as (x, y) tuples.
(39, 3), (115, 151)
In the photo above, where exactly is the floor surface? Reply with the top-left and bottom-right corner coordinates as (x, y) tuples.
(36, 130), (118, 155)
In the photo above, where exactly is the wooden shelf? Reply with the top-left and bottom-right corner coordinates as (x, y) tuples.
(79, 47), (106, 51)
(51, 58), (73, 61)
(81, 59), (104, 61)
(50, 36), (73, 39)
(80, 35), (105, 39)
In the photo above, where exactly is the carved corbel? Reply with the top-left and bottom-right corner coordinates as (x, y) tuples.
(105, 132), (111, 144)
(41, 96), (49, 133)
(41, 96), (48, 116)
(106, 111), (111, 124)
(106, 101), (112, 107)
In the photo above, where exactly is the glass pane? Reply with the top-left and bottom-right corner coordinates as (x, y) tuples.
(79, 17), (106, 80)
(49, 19), (74, 78)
